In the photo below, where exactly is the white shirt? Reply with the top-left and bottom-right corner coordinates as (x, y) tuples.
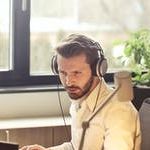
(50, 79), (141, 150)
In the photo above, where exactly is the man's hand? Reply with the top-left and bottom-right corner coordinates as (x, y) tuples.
(19, 144), (47, 150)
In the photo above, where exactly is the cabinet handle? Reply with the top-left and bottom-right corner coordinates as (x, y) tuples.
(5, 130), (10, 142)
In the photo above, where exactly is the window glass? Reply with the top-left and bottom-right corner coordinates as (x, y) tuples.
(0, 0), (11, 71)
(30, 0), (150, 75)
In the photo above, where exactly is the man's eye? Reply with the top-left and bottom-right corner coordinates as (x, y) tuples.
(74, 71), (82, 75)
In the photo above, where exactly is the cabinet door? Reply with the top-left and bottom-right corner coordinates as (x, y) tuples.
(0, 127), (53, 148)
(0, 126), (71, 148)
(53, 126), (71, 146)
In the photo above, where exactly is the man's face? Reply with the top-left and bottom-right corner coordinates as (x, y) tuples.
(57, 53), (94, 100)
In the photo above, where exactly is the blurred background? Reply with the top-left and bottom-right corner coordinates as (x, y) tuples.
(0, 0), (150, 76)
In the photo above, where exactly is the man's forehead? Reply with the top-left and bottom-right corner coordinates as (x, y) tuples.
(57, 53), (86, 62)
(57, 54), (89, 71)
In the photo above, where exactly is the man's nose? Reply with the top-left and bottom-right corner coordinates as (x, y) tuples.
(65, 75), (75, 86)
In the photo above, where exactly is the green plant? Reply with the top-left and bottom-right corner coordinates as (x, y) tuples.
(118, 29), (150, 86)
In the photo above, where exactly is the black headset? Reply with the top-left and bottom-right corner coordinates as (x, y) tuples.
(51, 41), (108, 77)
(93, 42), (108, 77)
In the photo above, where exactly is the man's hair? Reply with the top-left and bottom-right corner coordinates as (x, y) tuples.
(55, 34), (102, 66)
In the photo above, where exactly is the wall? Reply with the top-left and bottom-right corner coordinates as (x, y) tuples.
(0, 90), (71, 119)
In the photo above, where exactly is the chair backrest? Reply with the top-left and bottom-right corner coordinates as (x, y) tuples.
(139, 98), (150, 150)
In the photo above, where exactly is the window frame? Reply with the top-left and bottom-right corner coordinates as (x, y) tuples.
(0, 0), (113, 87)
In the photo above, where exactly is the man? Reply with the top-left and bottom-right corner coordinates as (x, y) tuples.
(20, 34), (141, 150)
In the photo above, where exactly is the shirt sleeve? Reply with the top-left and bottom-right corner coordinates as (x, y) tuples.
(103, 102), (141, 150)
(48, 142), (74, 150)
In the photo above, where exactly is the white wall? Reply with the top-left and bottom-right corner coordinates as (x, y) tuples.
(0, 91), (71, 119)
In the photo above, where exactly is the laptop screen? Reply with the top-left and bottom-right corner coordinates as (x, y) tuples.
(0, 141), (18, 150)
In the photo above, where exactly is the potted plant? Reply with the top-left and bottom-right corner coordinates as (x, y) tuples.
(118, 28), (150, 86)
(114, 29), (150, 110)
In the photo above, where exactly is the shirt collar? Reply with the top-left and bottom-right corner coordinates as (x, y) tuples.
(85, 78), (111, 112)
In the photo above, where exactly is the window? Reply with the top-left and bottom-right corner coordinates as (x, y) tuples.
(0, 0), (11, 71)
(0, 0), (149, 87)
(30, 0), (78, 75)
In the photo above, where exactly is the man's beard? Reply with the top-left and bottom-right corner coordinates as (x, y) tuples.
(65, 76), (94, 100)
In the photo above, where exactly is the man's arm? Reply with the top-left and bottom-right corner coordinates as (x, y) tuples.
(19, 142), (73, 150)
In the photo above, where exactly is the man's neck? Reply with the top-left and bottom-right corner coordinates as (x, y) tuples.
(83, 76), (101, 99)
(90, 76), (101, 92)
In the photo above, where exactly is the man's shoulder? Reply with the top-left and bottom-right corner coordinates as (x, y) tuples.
(105, 99), (139, 121)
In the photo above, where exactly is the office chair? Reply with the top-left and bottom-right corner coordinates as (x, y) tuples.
(139, 97), (150, 150)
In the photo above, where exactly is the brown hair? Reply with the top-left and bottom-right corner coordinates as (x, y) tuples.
(55, 34), (103, 67)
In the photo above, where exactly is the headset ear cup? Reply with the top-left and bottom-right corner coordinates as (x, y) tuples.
(96, 58), (108, 77)
(51, 55), (58, 74)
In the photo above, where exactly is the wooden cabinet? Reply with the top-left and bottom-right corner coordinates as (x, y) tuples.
(0, 125), (71, 148)
(0, 122), (71, 148)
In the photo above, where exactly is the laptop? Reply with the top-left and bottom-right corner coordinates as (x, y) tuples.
(0, 141), (18, 150)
